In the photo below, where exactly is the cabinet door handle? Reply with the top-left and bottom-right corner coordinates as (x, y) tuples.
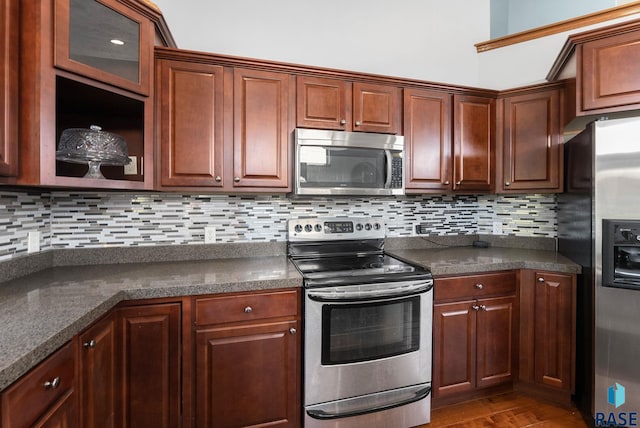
(289, 328), (297, 335)
(43, 377), (60, 390)
(472, 304), (480, 311)
(215, 176), (221, 182)
(340, 119), (346, 125)
(505, 182), (511, 187)
(355, 121), (361, 126)
(475, 283), (484, 289)
(234, 177), (240, 183)
(83, 339), (96, 349)
(244, 306), (253, 313)
(455, 181), (461, 185)
(443, 181), (450, 185)
(479, 304), (487, 311)
(537, 277), (545, 283)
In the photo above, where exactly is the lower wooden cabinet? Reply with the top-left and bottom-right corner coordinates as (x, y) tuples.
(518, 270), (576, 404)
(193, 289), (301, 428)
(1, 342), (77, 428)
(432, 272), (517, 406)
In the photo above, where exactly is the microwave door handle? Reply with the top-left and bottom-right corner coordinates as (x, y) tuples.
(384, 150), (392, 188)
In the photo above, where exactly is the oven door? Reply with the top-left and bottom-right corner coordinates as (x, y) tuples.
(304, 279), (432, 407)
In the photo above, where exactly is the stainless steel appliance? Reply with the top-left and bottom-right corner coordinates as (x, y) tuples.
(294, 128), (405, 196)
(287, 217), (433, 428)
(558, 117), (640, 424)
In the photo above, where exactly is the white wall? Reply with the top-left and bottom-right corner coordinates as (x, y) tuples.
(152, 0), (490, 87)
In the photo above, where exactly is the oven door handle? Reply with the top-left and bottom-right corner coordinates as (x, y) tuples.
(306, 279), (433, 302)
(306, 384), (431, 420)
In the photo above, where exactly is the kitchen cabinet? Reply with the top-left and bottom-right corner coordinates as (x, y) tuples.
(17, 0), (171, 190)
(117, 302), (182, 428)
(453, 94), (496, 192)
(193, 289), (301, 428)
(78, 313), (117, 428)
(157, 58), (227, 188)
(433, 271), (517, 406)
(0, 0), (18, 178)
(403, 88), (452, 192)
(296, 75), (401, 134)
(1, 342), (77, 428)
(233, 68), (293, 190)
(518, 270), (576, 405)
(497, 83), (563, 193)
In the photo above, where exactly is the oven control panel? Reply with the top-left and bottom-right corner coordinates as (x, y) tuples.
(288, 217), (385, 241)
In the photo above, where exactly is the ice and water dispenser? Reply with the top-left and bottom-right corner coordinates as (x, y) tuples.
(603, 219), (640, 289)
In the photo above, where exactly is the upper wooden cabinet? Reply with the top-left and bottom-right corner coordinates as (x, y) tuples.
(453, 94), (496, 192)
(497, 84), (563, 193)
(17, 0), (168, 190)
(157, 59), (226, 188)
(403, 88), (452, 192)
(233, 68), (293, 190)
(54, 0), (154, 96)
(296, 76), (401, 134)
(0, 0), (18, 179)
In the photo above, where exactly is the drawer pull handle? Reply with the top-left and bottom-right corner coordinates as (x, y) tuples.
(83, 339), (97, 349)
(44, 377), (60, 390)
(475, 283), (484, 289)
(537, 277), (545, 283)
(244, 306), (253, 314)
(289, 328), (297, 335)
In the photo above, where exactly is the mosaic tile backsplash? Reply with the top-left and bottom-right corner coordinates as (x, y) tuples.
(0, 190), (557, 261)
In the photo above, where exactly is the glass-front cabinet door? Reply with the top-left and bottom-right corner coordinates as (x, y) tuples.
(54, 0), (153, 95)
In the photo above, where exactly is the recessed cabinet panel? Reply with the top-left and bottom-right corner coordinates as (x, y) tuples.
(55, 0), (152, 95)
(0, 0), (18, 177)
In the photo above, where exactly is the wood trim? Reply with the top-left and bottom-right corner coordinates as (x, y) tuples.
(476, 1), (640, 53)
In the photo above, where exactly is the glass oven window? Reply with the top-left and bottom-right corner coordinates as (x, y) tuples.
(321, 297), (420, 365)
(299, 146), (386, 188)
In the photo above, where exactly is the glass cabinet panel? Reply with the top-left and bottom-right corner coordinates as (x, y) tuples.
(55, 0), (152, 95)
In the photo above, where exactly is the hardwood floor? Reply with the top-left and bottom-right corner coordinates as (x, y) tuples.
(420, 392), (588, 427)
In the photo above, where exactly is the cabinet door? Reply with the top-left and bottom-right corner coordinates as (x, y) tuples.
(78, 313), (117, 428)
(533, 272), (575, 391)
(54, 0), (153, 95)
(433, 301), (476, 398)
(501, 89), (561, 192)
(118, 303), (182, 428)
(233, 68), (293, 189)
(0, 0), (18, 177)
(158, 59), (226, 188)
(476, 296), (516, 389)
(33, 390), (77, 428)
(579, 29), (640, 113)
(296, 76), (351, 130)
(453, 94), (495, 192)
(195, 319), (300, 428)
(404, 88), (452, 191)
(353, 82), (401, 134)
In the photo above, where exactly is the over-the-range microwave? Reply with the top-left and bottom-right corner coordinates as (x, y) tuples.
(293, 128), (405, 196)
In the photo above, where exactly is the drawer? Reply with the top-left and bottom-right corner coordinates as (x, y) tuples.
(1, 341), (75, 428)
(195, 289), (299, 326)
(435, 271), (516, 302)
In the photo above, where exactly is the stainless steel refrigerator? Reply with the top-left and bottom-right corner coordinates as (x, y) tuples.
(559, 116), (640, 425)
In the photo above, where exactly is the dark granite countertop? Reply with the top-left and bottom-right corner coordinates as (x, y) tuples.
(0, 240), (581, 392)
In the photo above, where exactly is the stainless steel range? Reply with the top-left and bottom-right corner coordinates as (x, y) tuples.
(287, 217), (433, 428)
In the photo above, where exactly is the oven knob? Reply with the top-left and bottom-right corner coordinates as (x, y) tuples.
(356, 223), (363, 231)
(365, 223), (372, 231)
(304, 224), (313, 232)
(294, 224), (303, 233)
(373, 223), (381, 230)
(315, 224), (322, 232)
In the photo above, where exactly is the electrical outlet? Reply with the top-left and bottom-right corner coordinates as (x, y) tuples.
(124, 156), (137, 175)
(27, 231), (41, 253)
(204, 226), (216, 244)
(492, 221), (503, 235)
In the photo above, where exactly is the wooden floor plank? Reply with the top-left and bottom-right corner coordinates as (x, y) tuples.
(420, 393), (587, 428)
